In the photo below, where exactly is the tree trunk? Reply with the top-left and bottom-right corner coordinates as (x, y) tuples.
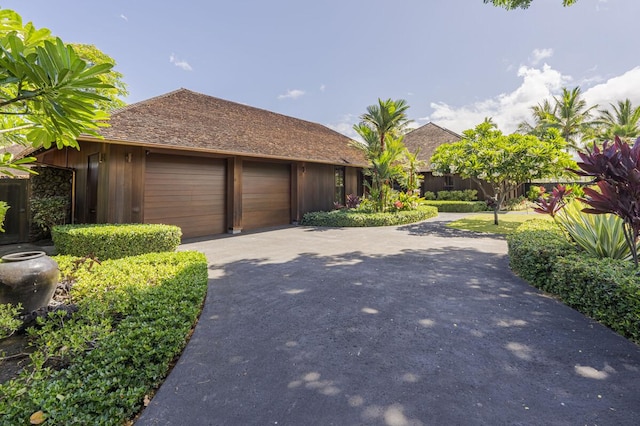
(493, 192), (508, 226)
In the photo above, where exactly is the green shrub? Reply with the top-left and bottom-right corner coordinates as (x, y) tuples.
(0, 200), (8, 232)
(301, 205), (438, 227)
(423, 200), (490, 213)
(0, 302), (22, 339)
(31, 195), (70, 234)
(527, 185), (546, 202)
(436, 189), (478, 201)
(550, 255), (640, 342)
(52, 223), (182, 260)
(0, 251), (208, 424)
(508, 219), (640, 343)
(423, 191), (436, 200)
(505, 196), (529, 211)
(507, 219), (577, 290)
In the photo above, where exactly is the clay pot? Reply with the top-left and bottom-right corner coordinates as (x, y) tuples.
(0, 251), (59, 313)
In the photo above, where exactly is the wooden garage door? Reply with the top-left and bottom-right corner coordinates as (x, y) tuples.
(144, 154), (226, 238)
(242, 162), (290, 230)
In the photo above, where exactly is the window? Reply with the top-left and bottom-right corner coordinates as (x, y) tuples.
(444, 175), (454, 191)
(335, 167), (345, 205)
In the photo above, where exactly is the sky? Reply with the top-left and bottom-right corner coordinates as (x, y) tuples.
(3, 0), (640, 139)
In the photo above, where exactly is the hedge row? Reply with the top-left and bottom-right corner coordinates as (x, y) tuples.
(0, 251), (208, 425)
(52, 224), (182, 260)
(422, 200), (490, 213)
(507, 219), (640, 342)
(300, 205), (438, 227)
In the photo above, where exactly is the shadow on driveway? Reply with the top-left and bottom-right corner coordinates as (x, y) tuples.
(138, 236), (640, 426)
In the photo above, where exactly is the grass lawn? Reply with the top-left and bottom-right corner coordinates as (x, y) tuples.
(447, 212), (551, 235)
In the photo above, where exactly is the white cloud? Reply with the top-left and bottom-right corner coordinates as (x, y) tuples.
(120, 14), (128, 21)
(424, 64), (640, 135)
(278, 89), (305, 100)
(327, 114), (359, 139)
(169, 53), (192, 71)
(583, 67), (640, 110)
(530, 48), (553, 65)
(426, 64), (568, 133)
(320, 84), (326, 92)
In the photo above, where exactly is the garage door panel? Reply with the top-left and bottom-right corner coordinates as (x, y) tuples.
(242, 162), (290, 230)
(144, 154), (226, 238)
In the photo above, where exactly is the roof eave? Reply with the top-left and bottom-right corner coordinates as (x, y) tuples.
(77, 135), (368, 168)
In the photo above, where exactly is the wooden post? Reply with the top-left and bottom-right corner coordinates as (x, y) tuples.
(227, 157), (243, 233)
(290, 162), (303, 224)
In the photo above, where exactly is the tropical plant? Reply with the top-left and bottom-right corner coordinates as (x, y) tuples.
(549, 87), (598, 150)
(518, 87), (597, 150)
(353, 99), (415, 212)
(573, 136), (640, 266)
(69, 43), (129, 111)
(354, 98), (411, 153)
(363, 135), (406, 212)
(555, 200), (634, 260)
(430, 121), (575, 225)
(595, 99), (640, 142)
(0, 200), (8, 232)
(517, 99), (556, 137)
(345, 193), (361, 209)
(400, 148), (425, 194)
(0, 9), (116, 174)
(533, 184), (571, 218)
(526, 185), (545, 202)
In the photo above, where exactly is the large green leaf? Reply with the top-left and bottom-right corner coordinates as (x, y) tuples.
(557, 200), (635, 260)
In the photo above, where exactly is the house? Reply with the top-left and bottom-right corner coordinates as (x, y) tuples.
(33, 89), (367, 239)
(403, 122), (492, 198)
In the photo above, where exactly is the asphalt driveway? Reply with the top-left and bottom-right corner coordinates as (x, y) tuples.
(137, 214), (640, 426)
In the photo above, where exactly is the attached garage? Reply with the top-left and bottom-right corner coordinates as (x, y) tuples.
(242, 161), (291, 230)
(144, 154), (226, 238)
(32, 89), (367, 240)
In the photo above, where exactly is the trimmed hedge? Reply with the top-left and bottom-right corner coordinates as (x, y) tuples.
(507, 219), (640, 343)
(0, 251), (208, 424)
(550, 255), (640, 341)
(52, 223), (182, 260)
(507, 219), (577, 289)
(423, 200), (490, 213)
(301, 205), (438, 227)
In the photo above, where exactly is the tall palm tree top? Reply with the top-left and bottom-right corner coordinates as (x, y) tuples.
(597, 98), (640, 141)
(355, 98), (412, 152)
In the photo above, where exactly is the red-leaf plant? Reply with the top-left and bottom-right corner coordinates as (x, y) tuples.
(533, 184), (572, 218)
(573, 136), (640, 267)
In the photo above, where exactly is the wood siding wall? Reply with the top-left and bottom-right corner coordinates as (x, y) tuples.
(35, 143), (363, 239)
(144, 154), (226, 238)
(300, 163), (335, 213)
(242, 161), (291, 229)
(0, 179), (29, 244)
(422, 173), (523, 200)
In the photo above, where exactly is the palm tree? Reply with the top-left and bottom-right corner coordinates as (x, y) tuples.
(548, 87), (598, 149)
(596, 99), (640, 141)
(517, 99), (556, 136)
(354, 98), (411, 152)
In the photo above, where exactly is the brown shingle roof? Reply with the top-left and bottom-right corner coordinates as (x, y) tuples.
(403, 122), (461, 171)
(89, 88), (367, 166)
